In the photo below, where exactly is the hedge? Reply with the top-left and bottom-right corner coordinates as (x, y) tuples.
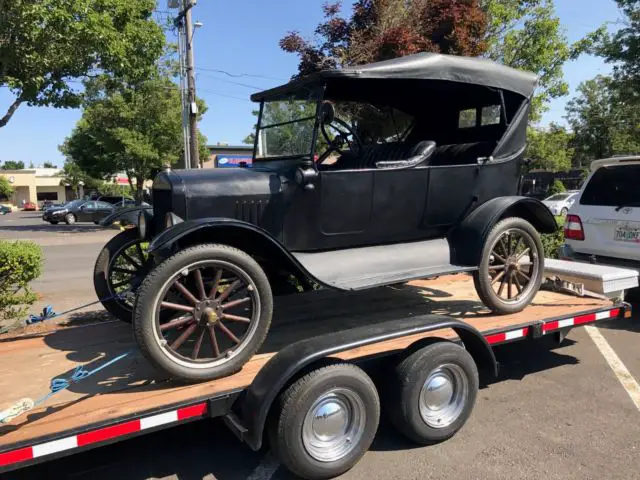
(541, 216), (565, 259)
(0, 240), (43, 323)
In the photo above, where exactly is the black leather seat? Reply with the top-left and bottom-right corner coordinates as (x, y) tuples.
(429, 142), (496, 166)
(332, 140), (435, 170)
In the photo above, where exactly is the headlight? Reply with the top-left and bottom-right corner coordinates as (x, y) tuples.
(138, 211), (147, 240)
(164, 212), (183, 229)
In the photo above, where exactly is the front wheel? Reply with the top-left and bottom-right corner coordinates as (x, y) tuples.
(49, 220), (59, 225)
(133, 243), (273, 383)
(473, 217), (544, 314)
(64, 213), (76, 225)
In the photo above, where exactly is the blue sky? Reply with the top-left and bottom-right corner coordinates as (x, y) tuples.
(0, 0), (623, 167)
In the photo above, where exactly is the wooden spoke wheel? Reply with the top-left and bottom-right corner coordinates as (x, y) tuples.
(133, 244), (273, 383)
(473, 217), (544, 315)
(94, 229), (151, 323)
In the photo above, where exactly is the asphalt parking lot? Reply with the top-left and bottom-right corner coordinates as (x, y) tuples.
(1, 212), (640, 479)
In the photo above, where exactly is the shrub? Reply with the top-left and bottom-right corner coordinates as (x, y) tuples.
(549, 179), (566, 195)
(541, 216), (565, 259)
(0, 240), (43, 323)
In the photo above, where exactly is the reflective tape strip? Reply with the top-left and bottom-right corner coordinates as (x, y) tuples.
(485, 327), (529, 345)
(543, 308), (620, 333)
(0, 402), (208, 469)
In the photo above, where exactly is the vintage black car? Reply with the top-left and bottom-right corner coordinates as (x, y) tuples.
(95, 53), (556, 382)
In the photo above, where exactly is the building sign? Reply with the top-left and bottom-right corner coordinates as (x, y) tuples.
(216, 155), (253, 168)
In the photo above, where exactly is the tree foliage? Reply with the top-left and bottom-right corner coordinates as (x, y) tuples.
(565, 75), (640, 166)
(42, 162), (56, 169)
(0, 175), (13, 199)
(0, 0), (165, 128)
(525, 123), (574, 172)
(280, 0), (488, 77)
(61, 75), (208, 202)
(1, 161), (25, 170)
(482, 0), (595, 120)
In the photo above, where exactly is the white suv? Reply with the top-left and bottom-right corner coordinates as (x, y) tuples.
(559, 156), (640, 272)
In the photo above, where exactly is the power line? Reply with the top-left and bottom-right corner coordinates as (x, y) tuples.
(195, 67), (286, 82)
(195, 73), (265, 90)
(197, 89), (253, 102)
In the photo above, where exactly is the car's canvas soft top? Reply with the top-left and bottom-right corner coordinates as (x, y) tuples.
(252, 52), (538, 102)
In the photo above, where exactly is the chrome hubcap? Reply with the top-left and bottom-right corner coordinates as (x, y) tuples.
(420, 364), (468, 428)
(302, 388), (366, 462)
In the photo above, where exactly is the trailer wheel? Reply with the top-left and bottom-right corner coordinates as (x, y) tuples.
(133, 243), (272, 383)
(269, 363), (380, 480)
(473, 217), (544, 314)
(387, 341), (478, 445)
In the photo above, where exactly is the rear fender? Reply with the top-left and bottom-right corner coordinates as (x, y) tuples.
(448, 196), (557, 266)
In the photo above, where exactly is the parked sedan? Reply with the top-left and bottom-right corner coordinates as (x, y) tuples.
(42, 199), (115, 225)
(542, 191), (579, 216)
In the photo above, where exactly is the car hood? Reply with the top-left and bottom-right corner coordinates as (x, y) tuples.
(153, 166), (286, 221)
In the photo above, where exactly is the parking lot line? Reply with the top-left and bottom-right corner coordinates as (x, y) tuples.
(585, 325), (640, 412)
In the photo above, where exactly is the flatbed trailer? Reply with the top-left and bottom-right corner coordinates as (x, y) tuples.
(0, 275), (632, 479)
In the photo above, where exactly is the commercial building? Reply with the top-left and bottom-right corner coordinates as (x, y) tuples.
(204, 144), (253, 168)
(0, 168), (69, 208)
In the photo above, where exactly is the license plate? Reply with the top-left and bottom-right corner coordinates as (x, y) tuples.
(614, 222), (640, 243)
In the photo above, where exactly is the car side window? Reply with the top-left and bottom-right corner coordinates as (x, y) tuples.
(83, 201), (96, 209)
(96, 201), (112, 209)
(458, 109), (476, 128)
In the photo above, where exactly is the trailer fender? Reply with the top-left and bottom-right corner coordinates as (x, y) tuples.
(448, 196), (557, 266)
(99, 205), (152, 228)
(239, 314), (497, 451)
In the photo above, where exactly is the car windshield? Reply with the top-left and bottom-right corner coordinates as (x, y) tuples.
(256, 97), (319, 160)
(580, 164), (640, 207)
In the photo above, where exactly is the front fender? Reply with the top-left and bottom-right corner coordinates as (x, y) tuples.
(99, 206), (153, 227)
(448, 196), (557, 266)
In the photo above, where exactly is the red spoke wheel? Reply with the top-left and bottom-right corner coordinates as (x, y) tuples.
(473, 217), (544, 315)
(94, 229), (151, 323)
(133, 244), (273, 383)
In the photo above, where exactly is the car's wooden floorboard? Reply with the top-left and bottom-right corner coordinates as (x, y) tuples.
(0, 275), (608, 447)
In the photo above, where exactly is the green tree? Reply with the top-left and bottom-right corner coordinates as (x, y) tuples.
(525, 123), (574, 172)
(0, 175), (13, 200)
(548, 179), (566, 195)
(0, 0), (164, 128)
(58, 161), (89, 199)
(1, 161), (25, 170)
(61, 76), (208, 202)
(482, 0), (597, 120)
(42, 162), (56, 169)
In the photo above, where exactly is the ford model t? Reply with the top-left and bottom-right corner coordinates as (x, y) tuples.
(94, 53), (556, 382)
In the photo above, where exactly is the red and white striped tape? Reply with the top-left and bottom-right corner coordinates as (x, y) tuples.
(484, 307), (621, 345)
(0, 403), (207, 468)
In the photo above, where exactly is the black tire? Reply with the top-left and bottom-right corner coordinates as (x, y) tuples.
(133, 243), (273, 383)
(473, 217), (544, 314)
(93, 228), (147, 323)
(49, 221), (59, 225)
(387, 341), (478, 445)
(64, 213), (76, 225)
(269, 363), (380, 480)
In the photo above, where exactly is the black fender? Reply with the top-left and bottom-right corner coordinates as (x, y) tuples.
(99, 206), (152, 227)
(147, 217), (327, 287)
(239, 314), (497, 451)
(448, 196), (557, 266)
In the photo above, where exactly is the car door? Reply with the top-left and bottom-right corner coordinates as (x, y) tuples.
(76, 201), (95, 221)
(93, 201), (114, 223)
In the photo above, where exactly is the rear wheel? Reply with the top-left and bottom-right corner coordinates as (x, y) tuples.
(269, 363), (380, 480)
(560, 207), (568, 216)
(133, 243), (273, 382)
(473, 217), (544, 314)
(93, 228), (150, 323)
(387, 341), (478, 445)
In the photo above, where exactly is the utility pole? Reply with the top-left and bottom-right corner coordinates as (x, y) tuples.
(184, 1), (200, 168)
(173, 0), (200, 169)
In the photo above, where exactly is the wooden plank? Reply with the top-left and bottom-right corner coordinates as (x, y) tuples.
(0, 275), (608, 447)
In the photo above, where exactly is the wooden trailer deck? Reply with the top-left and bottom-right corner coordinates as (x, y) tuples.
(0, 275), (619, 450)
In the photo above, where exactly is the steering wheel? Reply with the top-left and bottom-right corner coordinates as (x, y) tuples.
(318, 102), (363, 160)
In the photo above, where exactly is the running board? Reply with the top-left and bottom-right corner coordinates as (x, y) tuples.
(292, 238), (476, 290)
